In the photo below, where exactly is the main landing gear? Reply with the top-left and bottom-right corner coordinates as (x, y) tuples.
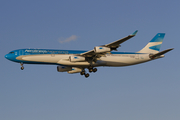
(80, 70), (89, 78)
(20, 63), (24, 70)
(89, 67), (97, 73)
(80, 67), (97, 78)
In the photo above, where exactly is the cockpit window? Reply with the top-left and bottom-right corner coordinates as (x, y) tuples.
(9, 52), (14, 54)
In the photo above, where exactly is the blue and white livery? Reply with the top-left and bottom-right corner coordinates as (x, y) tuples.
(5, 31), (173, 78)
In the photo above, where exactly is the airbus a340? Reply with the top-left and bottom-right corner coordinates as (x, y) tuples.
(5, 30), (173, 78)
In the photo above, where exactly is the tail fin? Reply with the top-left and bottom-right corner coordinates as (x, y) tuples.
(137, 33), (165, 53)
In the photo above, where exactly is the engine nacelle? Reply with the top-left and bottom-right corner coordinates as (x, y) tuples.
(57, 65), (72, 72)
(69, 56), (86, 62)
(68, 67), (82, 74)
(94, 46), (111, 53)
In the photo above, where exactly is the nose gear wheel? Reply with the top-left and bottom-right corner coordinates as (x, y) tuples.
(20, 63), (24, 70)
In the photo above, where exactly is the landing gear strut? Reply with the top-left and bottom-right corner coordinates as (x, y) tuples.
(20, 63), (24, 70)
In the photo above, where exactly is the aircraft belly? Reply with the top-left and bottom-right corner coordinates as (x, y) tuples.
(103, 57), (130, 66)
(15, 54), (150, 67)
(57, 59), (106, 67)
(57, 59), (90, 66)
(16, 54), (66, 63)
(101, 54), (150, 66)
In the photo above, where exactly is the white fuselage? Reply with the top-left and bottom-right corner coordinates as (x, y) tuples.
(4, 32), (172, 78)
(16, 53), (153, 68)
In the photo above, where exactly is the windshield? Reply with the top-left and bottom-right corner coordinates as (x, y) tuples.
(9, 52), (14, 54)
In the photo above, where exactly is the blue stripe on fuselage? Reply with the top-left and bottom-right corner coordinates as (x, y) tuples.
(5, 49), (145, 64)
(13, 49), (143, 55)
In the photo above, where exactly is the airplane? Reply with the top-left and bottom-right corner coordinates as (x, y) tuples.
(5, 30), (173, 78)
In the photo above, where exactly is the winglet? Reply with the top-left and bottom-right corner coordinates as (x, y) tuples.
(131, 30), (138, 36)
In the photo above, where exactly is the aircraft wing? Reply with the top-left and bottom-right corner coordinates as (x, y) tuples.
(104, 30), (138, 49)
(80, 30), (138, 57)
(80, 49), (95, 57)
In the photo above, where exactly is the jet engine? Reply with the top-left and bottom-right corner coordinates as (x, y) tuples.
(68, 67), (82, 74)
(69, 56), (86, 62)
(57, 65), (72, 72)
(94, 46), (111, 53)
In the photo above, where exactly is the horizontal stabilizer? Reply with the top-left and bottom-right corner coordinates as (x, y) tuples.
(149, 48), (174, 59)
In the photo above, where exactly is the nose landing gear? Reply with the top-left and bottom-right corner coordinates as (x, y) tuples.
(20, 63), (24, 70)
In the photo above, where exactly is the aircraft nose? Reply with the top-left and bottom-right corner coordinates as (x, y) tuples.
(5, 54), (11, 60)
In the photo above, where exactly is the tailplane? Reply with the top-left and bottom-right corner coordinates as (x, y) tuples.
(137, 33), (165, 53)
(149, 48), (174, 59)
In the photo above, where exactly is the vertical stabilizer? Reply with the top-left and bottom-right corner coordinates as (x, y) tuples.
(137, 33), (165, 53)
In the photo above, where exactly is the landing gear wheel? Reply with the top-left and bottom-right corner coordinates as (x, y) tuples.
(93, 68), (97, 72)
(85, 73), (90, 78)
(20, 63), (24, 70)
(80, 71), (85, 75)
(21, 66), (24, 70)
(89, 69), (93, 73)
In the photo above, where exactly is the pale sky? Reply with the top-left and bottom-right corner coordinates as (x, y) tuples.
(1, 0), (180, 120)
